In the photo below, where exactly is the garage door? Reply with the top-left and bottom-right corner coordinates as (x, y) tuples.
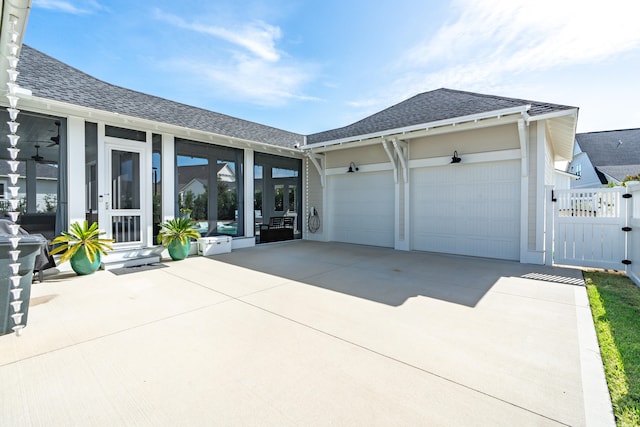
(328, 171), (394, 247)
(411, 160), (520, 260)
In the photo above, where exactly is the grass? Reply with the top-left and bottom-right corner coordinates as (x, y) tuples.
(584, 271), (640, 426)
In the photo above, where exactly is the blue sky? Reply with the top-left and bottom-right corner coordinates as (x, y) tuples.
(24, 0), (640, 135)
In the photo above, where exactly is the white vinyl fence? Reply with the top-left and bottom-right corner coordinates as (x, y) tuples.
(551, 187), (628, 270)
(548, 182), (640, 287)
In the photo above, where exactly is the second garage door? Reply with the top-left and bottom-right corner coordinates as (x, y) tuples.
(411, 160), (521, 260)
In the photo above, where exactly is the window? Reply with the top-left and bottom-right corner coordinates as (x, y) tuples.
(176, 139), (244, 237)
(105, 125), (147, 142)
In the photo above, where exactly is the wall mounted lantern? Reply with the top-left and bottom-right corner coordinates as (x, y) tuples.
(347, 161), (359, 173)
(451, 150), (461, 164)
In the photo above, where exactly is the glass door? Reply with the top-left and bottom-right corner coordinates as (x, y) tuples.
(104, 143), (144, 246)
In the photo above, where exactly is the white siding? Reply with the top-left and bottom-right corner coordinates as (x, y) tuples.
(304, 157), (324, 238)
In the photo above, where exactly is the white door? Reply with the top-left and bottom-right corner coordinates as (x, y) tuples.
(327, 171), (395, 247)
(102, 141), (147, 247)
(411, 160), (520, 260)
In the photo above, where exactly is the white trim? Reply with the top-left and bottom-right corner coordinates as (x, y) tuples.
(244, 148), (255, 239)
(325, 162), (393, 176)
(161, 134), (175, 222)
(527, 108), (578, 122)
(67, 116), (86, 225)
(536, 121), (546, 253)
(303, 105), (531, 150)
(408, 149), (520, 169)
(555, 169), (580, 180)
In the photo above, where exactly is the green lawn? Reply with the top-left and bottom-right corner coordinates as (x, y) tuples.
(584, 271), (640, 426)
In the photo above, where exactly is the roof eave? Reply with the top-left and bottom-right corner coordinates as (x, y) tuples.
(534, 108), (578, 162)
(303, 105), (532, 151)
(17, 94), (304, 157)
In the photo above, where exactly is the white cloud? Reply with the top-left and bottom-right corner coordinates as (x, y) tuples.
(154, 10), (281, 62)
(32, 0), (102, 14)
(405, 0), (640, 72)
(169, 54), (318, 107)
(154, 9), (319, 106)
(349, 0), (640, 123)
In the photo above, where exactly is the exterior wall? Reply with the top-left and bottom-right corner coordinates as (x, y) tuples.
(303, 157), (325, 240)
(410, 124), (520, 159)
(570, 152), (604, 188)
(325, 144), (388, 169)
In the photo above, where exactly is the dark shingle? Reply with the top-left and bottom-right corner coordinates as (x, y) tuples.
(17, 45), (304, 148)
(576, 129), (640, 181)
(307, 88), (575, 144)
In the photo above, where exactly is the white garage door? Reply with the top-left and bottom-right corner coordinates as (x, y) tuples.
(411, 160), (520, 260)
(328, 171), (395, 247)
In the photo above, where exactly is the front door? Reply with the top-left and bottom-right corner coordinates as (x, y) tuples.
(272, 180), (298, 233)
(103, 141), (146, 247)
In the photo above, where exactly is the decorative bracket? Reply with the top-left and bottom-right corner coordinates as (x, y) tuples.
(392, 138), (409, 183)
(306, 152), (325, 187)
(381, 139), (398, 183)
(518, 118), (529, 177)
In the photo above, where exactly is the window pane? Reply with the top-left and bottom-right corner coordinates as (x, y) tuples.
(152, 134), (162, 243)
(274, 184), (284, 212)
(177, 154), (209, 235)
(111, 150), (140, 209)
(105, 125), (146, 142)
(216, 160), (238, 235)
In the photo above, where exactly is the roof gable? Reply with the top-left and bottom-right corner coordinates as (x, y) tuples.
(307, 88), (576, 144)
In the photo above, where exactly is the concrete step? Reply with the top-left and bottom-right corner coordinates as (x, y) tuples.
(102, 247), (164, 270)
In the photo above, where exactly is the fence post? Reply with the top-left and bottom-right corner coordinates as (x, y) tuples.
(544, 185), (555, 266)
(625, 182), (640, 287)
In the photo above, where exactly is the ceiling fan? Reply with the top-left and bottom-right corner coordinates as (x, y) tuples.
(47, 120), (61, 146)
(22, 120), (61, 147)
(31, 144), (44, 162)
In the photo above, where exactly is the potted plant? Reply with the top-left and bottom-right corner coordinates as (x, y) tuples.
(157, 217), (201, 261)
(49, 221), (114, 275)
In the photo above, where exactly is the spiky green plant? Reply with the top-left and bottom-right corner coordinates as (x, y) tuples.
(49, 221), (114, 263)
(157, 217), (201, 247)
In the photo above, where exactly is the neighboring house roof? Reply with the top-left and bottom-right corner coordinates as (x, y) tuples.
(575, 128), (640, 182)
(307, 88), (576, 144)
(17, 45), (304, 149)
(177, 164), (234, 189)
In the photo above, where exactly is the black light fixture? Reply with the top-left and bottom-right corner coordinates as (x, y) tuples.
(451, 150), (461, 164)
(347, 161), (359, 173)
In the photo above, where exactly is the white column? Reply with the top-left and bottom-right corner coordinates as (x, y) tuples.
(25, 160), (36, 212)
(162, 134), (175, 221)
(244, 148), (255, 238)
(535, 121), (546, 253)
(67, 116), (86, 225)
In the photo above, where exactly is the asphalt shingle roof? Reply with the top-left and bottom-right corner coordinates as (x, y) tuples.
(307, 88), (576, 144)
(17, 46), (576, 150)
(575, 129), (640, 181)
(17, 45), (304, 148)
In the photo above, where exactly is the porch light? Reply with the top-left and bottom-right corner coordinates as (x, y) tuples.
(451, 150), (461, 164)
(347, 161), (359, 173)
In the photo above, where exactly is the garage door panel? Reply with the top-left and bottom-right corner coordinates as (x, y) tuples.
(328, 171), (394, 248)
(411, 161), (520, 260)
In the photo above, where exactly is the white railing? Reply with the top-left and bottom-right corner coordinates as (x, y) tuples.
(555, 188), (622, 218)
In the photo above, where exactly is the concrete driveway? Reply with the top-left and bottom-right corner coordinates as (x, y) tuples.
(0, 241), (613, 426)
